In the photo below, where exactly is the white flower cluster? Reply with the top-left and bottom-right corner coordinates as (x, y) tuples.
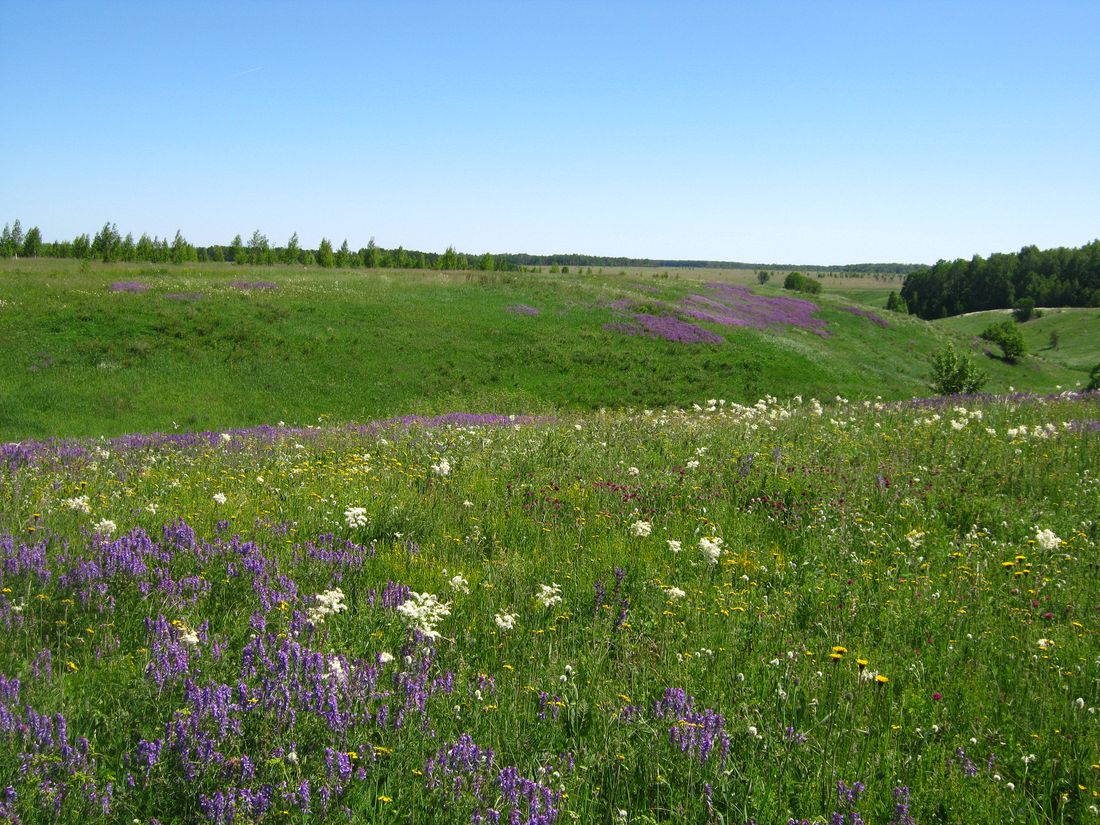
(1034, 528), (1062, 551)
(494, 611), (518, 631)
(630, 520), (652, 538)
(663, 586), (686, 600)
(536, 583), (563, 608)
(396, 591), (451, 640)
(699, 536), (724, 564)
(308, 588), (348, 625)
(94, 519), (117, 536)
(213, 492), (227, 505)
(64, 495), (92, 513)
(667, 539), (682, 553)
(448, 573), (470, 594)
(431, 458), (451, 477)
(344, 506), (368, 528)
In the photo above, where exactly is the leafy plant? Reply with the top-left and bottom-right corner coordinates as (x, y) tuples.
(930, 343), (986, 394)
(980, 319), (1026, 362)
(1088, 361), (1100, 391)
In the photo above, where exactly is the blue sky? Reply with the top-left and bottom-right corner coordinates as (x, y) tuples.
(3, 1), (1098, 264)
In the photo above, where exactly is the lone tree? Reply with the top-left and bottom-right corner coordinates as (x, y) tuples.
(757, 270), (771, 285)
(930, 343), (986, 395)
(980, 319), (1026, 362)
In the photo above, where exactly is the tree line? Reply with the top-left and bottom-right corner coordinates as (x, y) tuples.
(901, 240), (1100, 319)
(2, 218), (925, 275)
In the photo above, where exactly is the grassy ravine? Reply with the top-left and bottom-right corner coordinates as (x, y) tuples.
(2, 259), (1094, 440)
(0, 394), (1098, 824)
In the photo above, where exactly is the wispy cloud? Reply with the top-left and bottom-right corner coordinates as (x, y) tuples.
(233, 66), (264, 78)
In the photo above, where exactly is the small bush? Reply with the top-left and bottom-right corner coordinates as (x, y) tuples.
(930, 343), (986, 395)
(886, 291), (908, 313)
(757, 270), (771, 285)
(1013, 297), (1036, 322)
(1088, 362), (1100, 391)
(783, 271), (821, 295)
(980, 319), (1027, 362)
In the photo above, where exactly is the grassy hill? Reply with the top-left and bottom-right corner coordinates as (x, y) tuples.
(935, 307), (1100, 375)
(1, 259), (1095, 439)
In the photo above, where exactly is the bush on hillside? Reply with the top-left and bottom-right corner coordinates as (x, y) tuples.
(886, 291), (908, 313)
(980, 319), (1027, 362)
(783, 271), (821, 295)
(930, 343), (986, 395)
(1088, 362), (1100, 391)
(1013, 297), (1036, 322)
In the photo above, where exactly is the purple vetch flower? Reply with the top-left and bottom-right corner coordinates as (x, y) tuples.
(890, 786), (915, 825)
(109, 281), (151, 293)
(840, 305), (889, 327)
(654, 688), (731, 766)
(505, 304), (540, 316)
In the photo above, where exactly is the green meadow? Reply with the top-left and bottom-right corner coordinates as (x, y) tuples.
(1, 258), (1099, 824)
(1, 259), (1094, 440)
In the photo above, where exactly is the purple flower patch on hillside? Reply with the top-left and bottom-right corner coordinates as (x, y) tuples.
(603, 315), (724, 344)
(229, 281), (277, 291)
(683, 284), (830, 336)
(841, 305), (889, 327)
(109, 281), (151, 293)
(505, 304), (540, 316)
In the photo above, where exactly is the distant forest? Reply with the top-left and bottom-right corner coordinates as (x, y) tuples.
(0, 219), (918, 275)
(901, 241), (1100, 318)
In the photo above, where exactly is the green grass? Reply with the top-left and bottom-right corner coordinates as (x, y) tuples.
(936, 307), (1100, 374)
(2, 259), (1095, 440)
(0, 393), (1097, 823)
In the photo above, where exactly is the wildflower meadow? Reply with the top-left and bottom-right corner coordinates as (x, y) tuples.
(0, 393), (1098, 823)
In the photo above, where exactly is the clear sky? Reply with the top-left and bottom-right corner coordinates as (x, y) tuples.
(3, 1), (1098, 265)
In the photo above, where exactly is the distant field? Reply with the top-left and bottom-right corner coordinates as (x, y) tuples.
(0, 259), (1092, 439)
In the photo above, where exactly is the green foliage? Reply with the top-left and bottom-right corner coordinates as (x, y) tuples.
(885, 290), (907, 313)
(783, 271), (822, 294)
(317, 237), (335, 268)
(1013, 296), (1036, 322)
(979, 319), (1027, 362)
(21, 226), (42, 258)
(930, 343), (986, 395)
(1088, 362), (1100, 390)
(902, 240), (1100, 319)
(757, 270), (770, 285)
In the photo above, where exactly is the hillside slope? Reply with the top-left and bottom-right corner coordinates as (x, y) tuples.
(0, 259), (1090, 438)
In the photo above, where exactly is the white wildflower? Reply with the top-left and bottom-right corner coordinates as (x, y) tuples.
(344, 506), (368, 528)
(378, 651), (394, 664)
(213, 492), (227, 505)
(627, 466), (640, 477)
(64, 495), (92, 513)
(93, 519), (117, 536)
(630, 520), (652, 538)
(449, 573), (470, 594)
(431, 458), (451, 477)
(686, 459), (700, 470)
(699, 536), (724, 564)
(536, 583), (563, 608)
(494, 612), (519, 631)
(308, 588), (348, 625)
(1035, 528), (1061, 551)
(179, 627), (200, 647)
(1037, 638), (1054, 651)
(396, 591), (451, 639)
(220, 433), (232, 443)
(667, 539), (682, 553)
(663, 586), (686, 601)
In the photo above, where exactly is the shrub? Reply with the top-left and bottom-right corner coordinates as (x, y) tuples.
(757, 270), (771, 285)
(1088, 362), (1100, 391)
(886, 291), (908, 313)
(980, 319), (1027, 362)
(1013, 297), (1036, 322)
(930, 343), (986, 395)
(783, 271), (821, 295)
